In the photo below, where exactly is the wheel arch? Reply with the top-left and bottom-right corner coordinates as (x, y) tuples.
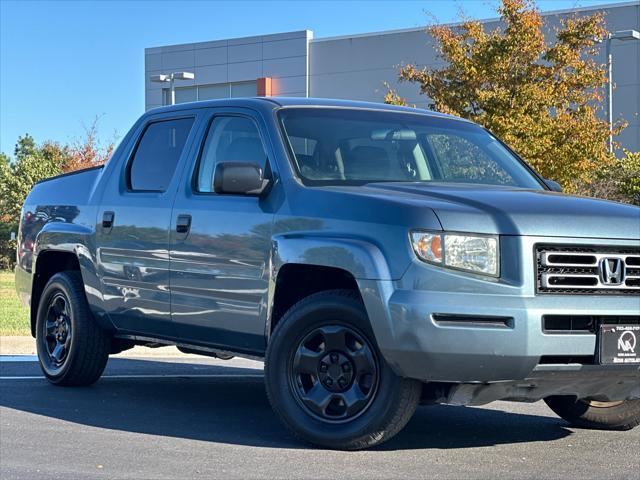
(30, 224), (111, 337)
(267, 235), (394, 340)
(30, 250), (82, 337)
(271, 234), (392, 281)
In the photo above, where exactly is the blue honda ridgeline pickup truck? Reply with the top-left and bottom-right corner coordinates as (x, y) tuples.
(15, 98), (640, 450)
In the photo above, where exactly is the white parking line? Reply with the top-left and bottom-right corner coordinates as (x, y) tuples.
(0, 355), (39, 362)
(0, 373), (264, 380)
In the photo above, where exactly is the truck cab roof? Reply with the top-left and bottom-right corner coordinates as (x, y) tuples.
(146, 96), (462, 121)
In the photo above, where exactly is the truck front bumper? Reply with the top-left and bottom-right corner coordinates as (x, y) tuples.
(359, 284), (640, 404)
(357, 236), (640, 405)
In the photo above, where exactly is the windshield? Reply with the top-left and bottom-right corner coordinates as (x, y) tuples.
(278, 108), (543, 189)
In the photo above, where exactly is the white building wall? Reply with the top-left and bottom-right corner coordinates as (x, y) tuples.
(145, 30), (312, 110)
(145, 2), (638, 151)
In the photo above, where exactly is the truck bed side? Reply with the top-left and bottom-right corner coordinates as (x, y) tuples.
(15, 165), (108, 334)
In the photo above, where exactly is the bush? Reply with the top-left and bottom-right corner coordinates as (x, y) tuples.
(0, 226), (16, 271)
(575, 150), (640, 205)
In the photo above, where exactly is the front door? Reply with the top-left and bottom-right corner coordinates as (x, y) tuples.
(169, 110), (275, 354)
(96, 114), (197, 338)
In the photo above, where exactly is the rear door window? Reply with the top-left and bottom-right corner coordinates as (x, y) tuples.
(129, 118), (195, 191)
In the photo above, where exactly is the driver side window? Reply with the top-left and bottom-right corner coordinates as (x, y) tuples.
(196, 116), (267, 193)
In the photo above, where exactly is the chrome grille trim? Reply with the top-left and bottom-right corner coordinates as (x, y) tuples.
(536, 246), (640, 295)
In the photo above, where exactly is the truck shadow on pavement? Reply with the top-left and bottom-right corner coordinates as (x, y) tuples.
(0, 359), (572, 450)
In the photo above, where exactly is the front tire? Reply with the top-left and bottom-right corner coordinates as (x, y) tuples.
(36, 271), (110, 386)
(265, 290), (421, 450)
(545, 396), (640, 431)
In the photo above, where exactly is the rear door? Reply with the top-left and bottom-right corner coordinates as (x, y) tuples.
(95, 112), (199, 338)
(169, 108), (276, 354)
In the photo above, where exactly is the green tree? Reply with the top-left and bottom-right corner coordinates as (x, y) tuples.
(0, 121), (114, 268)
(0, 138), (67, 268)
(13, 134), (38, 162)
(385, 0), (621, 192)
(0, 139), (65, 225)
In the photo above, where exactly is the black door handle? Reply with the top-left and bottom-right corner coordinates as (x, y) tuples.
(176, 214), (191, 234)
(102, 211), (115, 232)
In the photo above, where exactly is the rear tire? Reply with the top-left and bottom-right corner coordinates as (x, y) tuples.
(265, 289), (421, 450)
(545, 396), (640, 431)
(35, 271), (110, 386)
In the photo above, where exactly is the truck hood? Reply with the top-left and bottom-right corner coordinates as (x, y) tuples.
(359, 183), (640, 239)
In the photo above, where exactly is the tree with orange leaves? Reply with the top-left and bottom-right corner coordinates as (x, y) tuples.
(385, 0), (623, 192)
(63, 116), (115, 172)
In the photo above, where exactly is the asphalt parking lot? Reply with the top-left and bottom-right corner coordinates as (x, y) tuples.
(1, 355), (638, 480)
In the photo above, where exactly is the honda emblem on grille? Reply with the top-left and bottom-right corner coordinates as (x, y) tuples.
(599, 257), (625, 285)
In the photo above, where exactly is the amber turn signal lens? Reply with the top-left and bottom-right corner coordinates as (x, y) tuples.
(430, 235), (442, 259)
(411, 232), (443, 263)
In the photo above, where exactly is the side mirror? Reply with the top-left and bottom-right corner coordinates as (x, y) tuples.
(544, 179), (563, 192)
(213, 162), (269, 195)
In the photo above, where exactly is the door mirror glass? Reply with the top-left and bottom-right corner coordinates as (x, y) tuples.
(544, 179), (563, 192)
(213, 162), (269, 195)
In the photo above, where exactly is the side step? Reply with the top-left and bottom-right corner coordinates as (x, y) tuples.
(177, 345), (234, 360)
(112, 333), (255, 361)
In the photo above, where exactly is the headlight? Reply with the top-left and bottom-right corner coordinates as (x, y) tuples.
(411, 231), (499, 277)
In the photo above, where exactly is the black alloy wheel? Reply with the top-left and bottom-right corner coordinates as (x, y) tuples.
(42, 292), (73, 371)
(36, 271), (110, 386)
(290, 324), (379, 423)
(265, 289), (422, 450)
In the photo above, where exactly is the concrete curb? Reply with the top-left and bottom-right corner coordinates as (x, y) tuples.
(0, 336), (256, 361)
(0, 336), (36, 355)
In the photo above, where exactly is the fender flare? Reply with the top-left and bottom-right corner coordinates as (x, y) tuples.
(266, 234), (396, 338)
(32, 223), (114, 332)
(34, 222), (93, 259)
(271, 234), (393, 281)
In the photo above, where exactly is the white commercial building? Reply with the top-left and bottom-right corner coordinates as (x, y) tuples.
(145, 1), (639, 152)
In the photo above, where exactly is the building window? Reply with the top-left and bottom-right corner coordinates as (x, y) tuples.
(230, 81), (257, 97)
(163, 81), (258, 105)
(175, 87), (197, 104)
(198, 84), (229, 100)
(163, 86), (197, 106)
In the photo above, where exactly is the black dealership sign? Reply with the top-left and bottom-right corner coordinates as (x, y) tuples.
(599, 325), (640, 365)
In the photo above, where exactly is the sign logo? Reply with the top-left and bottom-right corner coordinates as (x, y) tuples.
(618, 331), (637, 353)
(600, 258), (625, 285)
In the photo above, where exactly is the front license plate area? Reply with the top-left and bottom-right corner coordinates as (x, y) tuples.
(598, 325), (640, 365)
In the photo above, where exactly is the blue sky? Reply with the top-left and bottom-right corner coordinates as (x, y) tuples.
(0, 0), (619, 157)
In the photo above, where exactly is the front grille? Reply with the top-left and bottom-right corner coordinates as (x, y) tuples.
(543, 315), (640, 333)
(536, 245), (640, 295)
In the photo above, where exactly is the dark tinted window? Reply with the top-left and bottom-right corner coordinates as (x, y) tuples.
(196, 116), (267, 193)
(129, 118), (194, 191)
